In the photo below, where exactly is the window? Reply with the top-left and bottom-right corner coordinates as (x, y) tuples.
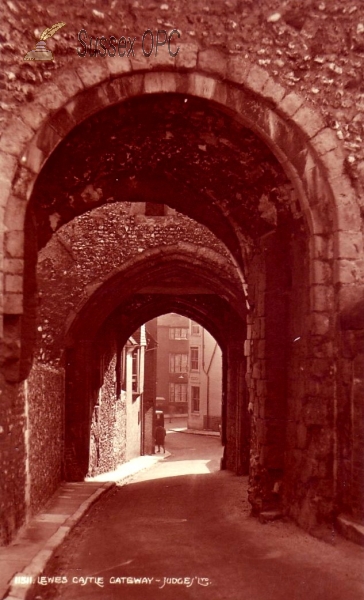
(169, 327), (188, 340)
(191, 386), (200, 412)
(191, 323), (200, 335)
(132, 349), (140, 393)
(190, 347), (199, 371)
(116, 346), (126, 398)
(170, 383), (188, 402)
(169, 353), (188, 373)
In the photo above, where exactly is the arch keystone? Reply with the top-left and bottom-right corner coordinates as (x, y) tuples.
(103, 74), (144, 104)
(130, 54), (154, 72)
(188, 74), (216, 99)
(144, 72), (177, 94)
(106, 56), (132, 77)
(131, 50), (175, 72)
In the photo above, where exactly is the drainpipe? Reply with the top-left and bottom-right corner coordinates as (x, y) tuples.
(139, 325), (146, 456)
(206, 372), (210, 431)
(140, 390), (144, 456)
(202, 328), (207, 428)
(144, 345), (158, 454)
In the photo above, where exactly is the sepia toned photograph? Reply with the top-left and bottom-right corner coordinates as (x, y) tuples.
(0, 0), (363, 598)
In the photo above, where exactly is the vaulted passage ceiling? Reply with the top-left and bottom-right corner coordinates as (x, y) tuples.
(30, 93), (295, 259)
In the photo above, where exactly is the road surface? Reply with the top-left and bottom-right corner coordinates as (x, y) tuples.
(31, 424), (364, 600)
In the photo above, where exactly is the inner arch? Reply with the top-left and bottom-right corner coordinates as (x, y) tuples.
(29, 93), (294, 263)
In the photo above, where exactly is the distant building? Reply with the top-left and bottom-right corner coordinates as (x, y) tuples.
(188, 320), (222, 432)
(154, 314), (222, 431)
(156, 314), (189, 416)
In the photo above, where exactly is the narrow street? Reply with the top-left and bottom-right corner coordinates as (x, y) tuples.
(32, 423), (364, 600)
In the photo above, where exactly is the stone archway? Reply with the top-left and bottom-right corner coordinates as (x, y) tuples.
(64, 258), (248, 482)
(1, 50), (363, 543)
(29, 204), (247, 508)
(37, 230), (248, 484)
(1, 54), (362, 333)
(65, 291), (247, 482)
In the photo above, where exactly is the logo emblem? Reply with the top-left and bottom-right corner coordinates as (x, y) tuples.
(24, 22), (66, 61)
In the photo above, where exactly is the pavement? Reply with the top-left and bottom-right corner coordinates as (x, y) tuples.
(0, 417), (191, 599)
(169, 427), (220, 437)
(166, 415), (220, 437)
(0, 452), (170, 600)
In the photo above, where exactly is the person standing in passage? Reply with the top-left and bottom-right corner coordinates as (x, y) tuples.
(155, 425), (166, 453)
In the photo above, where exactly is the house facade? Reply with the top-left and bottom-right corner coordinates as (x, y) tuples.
(155, 314), (222, 430)
(188, 322), (222, 432)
